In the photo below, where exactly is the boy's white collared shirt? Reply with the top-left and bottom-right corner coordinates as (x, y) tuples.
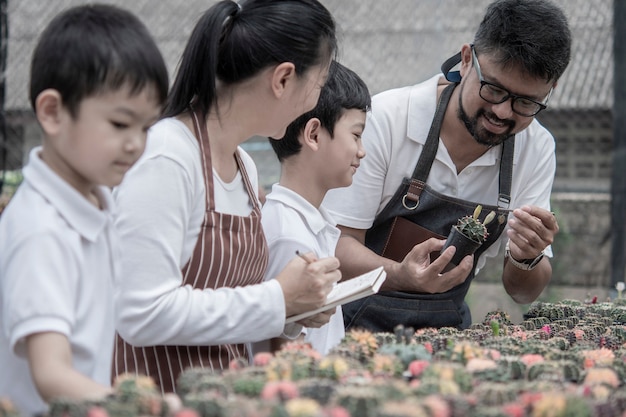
(262, 184), (344, 355)
(0, 147), (117, 416)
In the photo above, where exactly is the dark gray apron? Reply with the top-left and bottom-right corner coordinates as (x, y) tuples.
(342, 82), (513, 332)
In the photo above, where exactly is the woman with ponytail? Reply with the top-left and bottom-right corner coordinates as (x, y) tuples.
(112, 0), (340, 393)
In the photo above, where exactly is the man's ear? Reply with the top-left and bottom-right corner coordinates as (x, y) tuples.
(302, 118), (322, 151)
(459, 43), (473, 78)
(35, 89), (64, 137)
(271, 62), (297, 99)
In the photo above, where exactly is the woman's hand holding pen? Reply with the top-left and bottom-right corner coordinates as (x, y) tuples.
(275, 251), (341, 318)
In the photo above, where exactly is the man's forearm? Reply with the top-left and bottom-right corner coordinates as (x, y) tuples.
(502, 257), (552, 304)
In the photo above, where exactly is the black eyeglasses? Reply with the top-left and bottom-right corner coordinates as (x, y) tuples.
(471, 46), (552, 117)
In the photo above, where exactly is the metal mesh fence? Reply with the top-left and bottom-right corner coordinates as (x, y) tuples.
(0, 0), (614, 193)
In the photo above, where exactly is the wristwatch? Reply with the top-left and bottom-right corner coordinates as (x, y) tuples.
(505, 242), (544, 271)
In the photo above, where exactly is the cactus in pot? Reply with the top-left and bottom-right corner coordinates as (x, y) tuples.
(455, 205), (496, 244)
(442, 205), (496, 267)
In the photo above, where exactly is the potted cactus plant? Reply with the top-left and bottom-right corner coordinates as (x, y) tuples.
(442, 205), (496, 267)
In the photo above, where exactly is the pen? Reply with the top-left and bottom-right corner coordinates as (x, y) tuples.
(295, 250), (315, 264)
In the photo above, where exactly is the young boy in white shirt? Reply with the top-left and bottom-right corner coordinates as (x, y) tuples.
(262, 61), (370, 355)
(0, 5), (168, 415)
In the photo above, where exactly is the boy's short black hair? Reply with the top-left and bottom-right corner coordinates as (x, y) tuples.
(270, 61), (371, 162)
(29, 4), (169, 117)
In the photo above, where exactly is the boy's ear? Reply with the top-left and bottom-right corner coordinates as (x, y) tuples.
(271, 62), (297, 98)
(302, 118), (322, 151)
(35, 89), (65, 137)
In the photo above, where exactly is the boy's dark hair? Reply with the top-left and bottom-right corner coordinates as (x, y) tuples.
(473, 0), (571, 83)
(270, 61), (371, 162)
(163, 0), (337, 120)
(29, 4), (169, 117)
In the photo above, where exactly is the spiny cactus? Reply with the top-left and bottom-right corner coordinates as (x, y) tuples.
(455, 205), (496, 244)
(296, 378), (336, 405)
(375, 398), (429, 417)
(527, 360), (581, 383)
(231, 374), (266, 398)
(315, 355), (351, 380)
(417, 362), (473, 394)
(176, 369), (230, 399)
(472, 382), (519, 407)
(375, 324), (432, 368)
(181, 392), (226, 417)
(334, 385), (382, 417)
(334, 328), (379, 363)
(47, 401), (94, 417)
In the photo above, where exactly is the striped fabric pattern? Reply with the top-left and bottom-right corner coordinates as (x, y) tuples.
(114, 110), (269, 393)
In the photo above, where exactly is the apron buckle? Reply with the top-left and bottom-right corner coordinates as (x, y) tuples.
(402, 194), (420, 210)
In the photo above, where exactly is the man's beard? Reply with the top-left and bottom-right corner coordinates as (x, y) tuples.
(457, 87), (515, 147)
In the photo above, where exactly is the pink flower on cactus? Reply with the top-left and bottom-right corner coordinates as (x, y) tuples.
(510, 330), (528, 341)
(87, 407), (109, 417)
(261, 380), (300, 401)
(408, 359), (430, 377)
(581, 348), (615, 369)
(518, 391), (544, 407)
(229, 357), (248, 370)
(174, 409), (201, 417)
(422, 395), (451, 417)
(253, 352), (274, 367)
(483, 348), (501, 361)
(502, 403), (525, 417)
(540, 325), (551, 336)
(520, 353), (545, 367)
(323, 406), (351, 417)
(573, 328), (585, 341)
(583, 367), (620, 388)
(466, 358), (497, 372)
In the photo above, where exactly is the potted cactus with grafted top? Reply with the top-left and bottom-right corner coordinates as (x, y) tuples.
(442, 205), (496, 267)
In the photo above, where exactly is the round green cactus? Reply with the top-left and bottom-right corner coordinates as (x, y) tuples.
(455, 205), (496, 244)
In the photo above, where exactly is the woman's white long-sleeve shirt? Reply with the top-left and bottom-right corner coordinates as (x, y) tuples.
(113, 118), (286, 347)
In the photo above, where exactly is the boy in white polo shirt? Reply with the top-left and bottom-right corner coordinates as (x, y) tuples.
(261, 61), (370, 355)
(0, 5), (168, 415)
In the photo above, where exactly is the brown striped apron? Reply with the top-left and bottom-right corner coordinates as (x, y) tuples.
(114, 109), (269, 393)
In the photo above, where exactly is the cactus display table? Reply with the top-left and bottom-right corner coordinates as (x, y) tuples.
(4, 298), (626, 417)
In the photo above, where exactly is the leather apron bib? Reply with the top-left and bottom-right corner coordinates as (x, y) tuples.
(343, 82), (513, 332)
(114, 109), (269, 393)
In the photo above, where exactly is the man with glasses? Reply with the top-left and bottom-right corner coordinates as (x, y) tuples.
(323, 0), (571, 332)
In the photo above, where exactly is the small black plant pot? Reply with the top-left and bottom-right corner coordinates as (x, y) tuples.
(441, 225), (482, 267)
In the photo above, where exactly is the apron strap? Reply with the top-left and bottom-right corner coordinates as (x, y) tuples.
(191, 108), (260, 212)
(403, 82), (456, 209)
(498, 138), (514, 209)
(411, 82), (457, 183)
(191, 107), (216, 211)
